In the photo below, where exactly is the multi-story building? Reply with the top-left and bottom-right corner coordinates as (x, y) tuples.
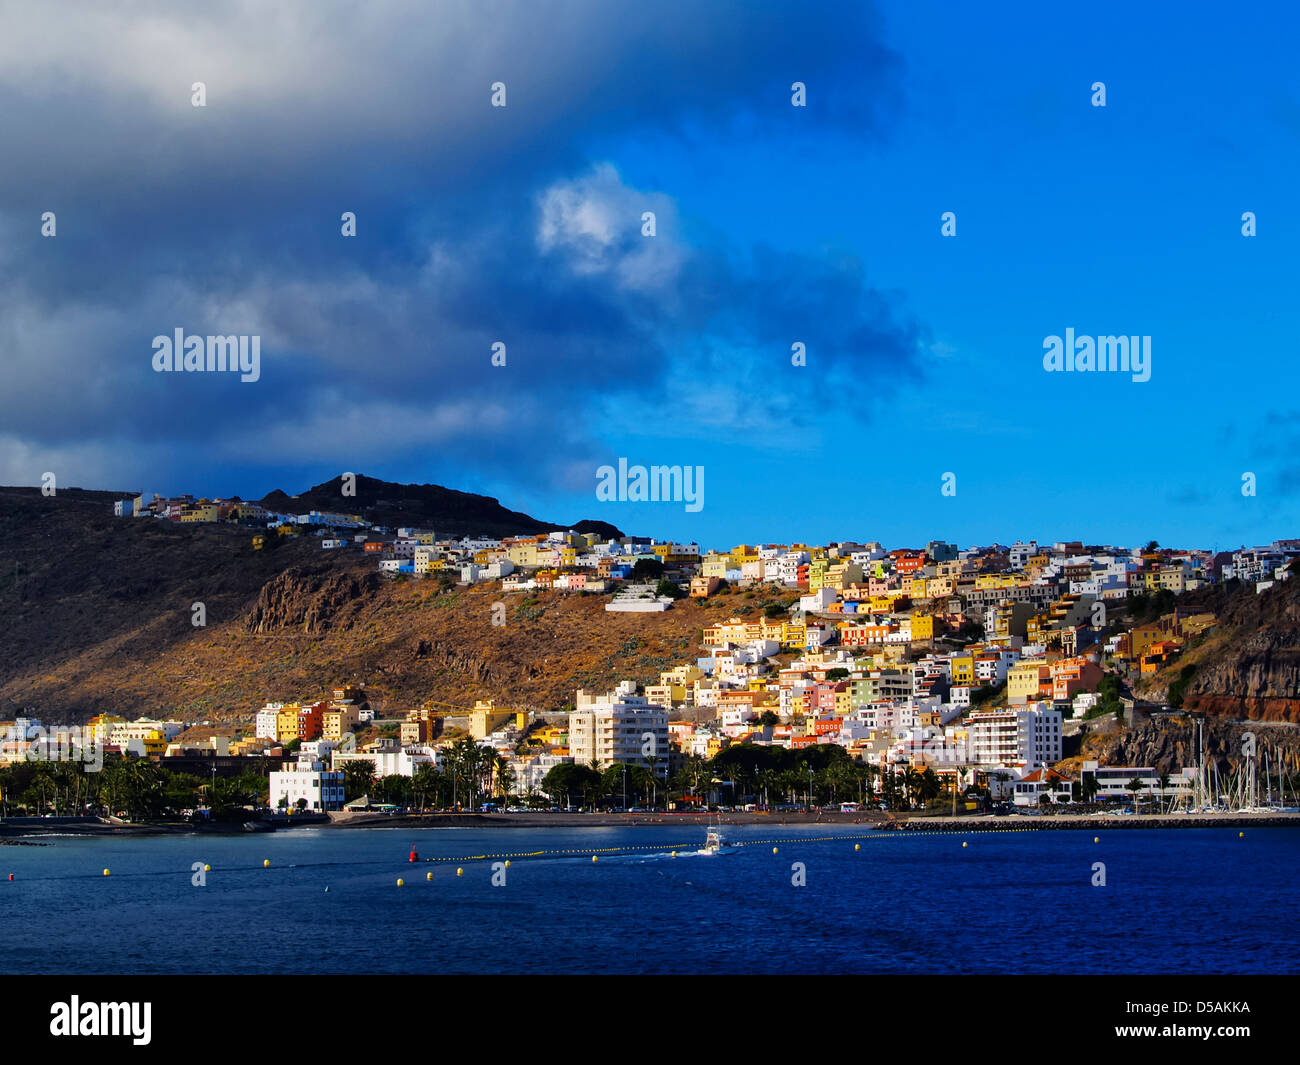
(323, 706), (361, 742)
(569, 682), (669, 776)
(269, 757), (345, 811)
(966, 706), (1062, 770)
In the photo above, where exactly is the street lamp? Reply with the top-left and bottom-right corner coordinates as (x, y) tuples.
(622, 764), (627, 810)
(807, 767), (813, 812)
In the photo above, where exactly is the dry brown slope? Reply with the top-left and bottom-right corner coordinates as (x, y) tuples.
(11, 549), (783, 722)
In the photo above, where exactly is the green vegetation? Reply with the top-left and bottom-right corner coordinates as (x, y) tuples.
(0, 755), (267, 822)
(1086, 672), (1126, 720)
(630, 558), (664, 580)
(1167, 663), (1197, 708)
(1127, 587), (1177, 623)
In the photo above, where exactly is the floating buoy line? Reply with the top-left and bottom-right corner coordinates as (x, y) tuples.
(3, 825), (1224, 884)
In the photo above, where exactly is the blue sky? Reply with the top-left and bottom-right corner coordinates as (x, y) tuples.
(2, 1), (1296, 552)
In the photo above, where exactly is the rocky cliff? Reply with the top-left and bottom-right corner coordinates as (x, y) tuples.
(1145, 576), (1300, 722)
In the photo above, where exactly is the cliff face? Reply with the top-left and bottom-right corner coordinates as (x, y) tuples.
(1087, 716), (1300, 777)
(245, 564), (380, 635)
(1160, 577), (1300, 723)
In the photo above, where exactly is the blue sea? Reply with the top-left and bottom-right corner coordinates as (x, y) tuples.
(3, 824), (1296, 974)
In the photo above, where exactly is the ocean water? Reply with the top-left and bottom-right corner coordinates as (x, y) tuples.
(2, 824), (1296, 974)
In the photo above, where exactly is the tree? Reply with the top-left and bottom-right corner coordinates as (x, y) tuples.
(541, 763), (601, 809)
(492, 754), (515, 801)
(342, 760), (376, 803)
(1080, 774), (1100, 805)
(655, 578), (684, 599)
(630, 558), (663, 580)
(412, 764), (442, 811)
(918, 768), (941, 804)
(1126, 776), (1146, 811)
(673, 755), (711, 801)
(602, 763), (652, 807)
(757, 710), (780, 727)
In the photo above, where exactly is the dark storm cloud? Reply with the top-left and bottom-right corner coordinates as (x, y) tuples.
(0, 0), (921, 490)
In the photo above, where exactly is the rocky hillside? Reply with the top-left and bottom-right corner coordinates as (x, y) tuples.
(0, 483), (777, 723)
(1082, 715), (1300, 777)
(1142, 575), (1300, 722)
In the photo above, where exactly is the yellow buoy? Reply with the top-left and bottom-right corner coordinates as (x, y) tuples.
(204, 864), (211, 872)
(592, 855), (598, 862)
(263, 859), (270, 867)
(1239, 831), (1244, 838)
(961, 842), (967, 848)
(1094, 837), (1099, 843)
(854, 844), (860, 851)
(102, 868), (110, 876)
(504, 860), (510, 868)
(396, 878), (404, 887)
(456, 867), (463, 876)
(772, 847), (779, 854)
(426, 871), (433, 881)
(671, 851), (677, 858)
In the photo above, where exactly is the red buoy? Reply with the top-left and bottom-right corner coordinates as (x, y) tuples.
(409, 850), (418, 863)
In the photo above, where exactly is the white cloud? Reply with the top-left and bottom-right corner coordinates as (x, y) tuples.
(536, 164), (685, 293)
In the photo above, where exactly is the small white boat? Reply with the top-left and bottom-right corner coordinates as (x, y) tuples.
(703, 826), (735, 854)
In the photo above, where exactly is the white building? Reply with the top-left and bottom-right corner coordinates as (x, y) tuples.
(256, 707), (282, 740)
(333, 746), (440, 778)
(966, 705), (1062, 770)
(270, 758), (345, 811)
(568, 682), (669, 776)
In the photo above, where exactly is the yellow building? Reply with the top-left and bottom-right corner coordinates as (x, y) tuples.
(276, 706), (303, 743)
(469, 699), (514, 740)
(909, 614), (936, 642)
(646, 683), (686, 709)
(702, 552), (731, 579)
(661, 664), (704, 687)
(950, 655), (975, 686)
(177, 503), (220, 523)
(323, 707), (360, 742)
(1007, 662), (1051, 704)
(86, 715), (127, 745)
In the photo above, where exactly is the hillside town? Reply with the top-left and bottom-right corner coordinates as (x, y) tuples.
(1, 503), (1294, 819)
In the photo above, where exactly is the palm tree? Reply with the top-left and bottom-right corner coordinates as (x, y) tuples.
(493, 755), (515, 803)
(1080, 774), (1099, 806)
(645, 754), (661, 808)
(1126, 776), (1146, 812)
(902, 767), (922, 809)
